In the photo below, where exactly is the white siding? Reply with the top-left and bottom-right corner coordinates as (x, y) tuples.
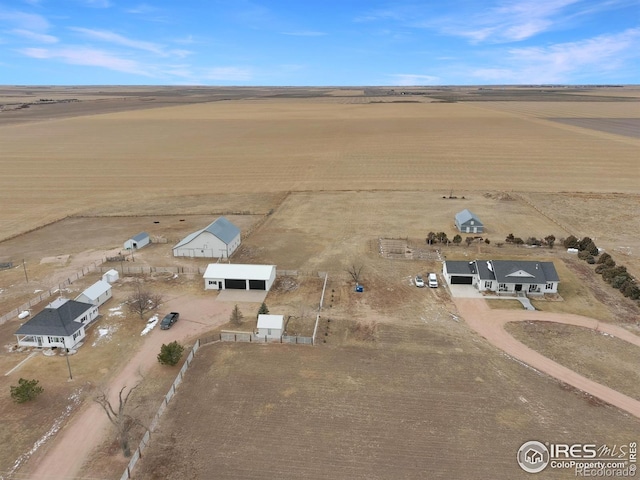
(174, 231), (240, 258)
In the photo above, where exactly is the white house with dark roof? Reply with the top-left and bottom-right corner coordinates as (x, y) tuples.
(124, 232), (150, 250)
(75, 280), (112, 307)
(443, 260), (559, 295)
(203, 263), (276, 291)
(15, 298), (99, 349)
(173, 217), (241, 258)
(455, 209), (484, 234)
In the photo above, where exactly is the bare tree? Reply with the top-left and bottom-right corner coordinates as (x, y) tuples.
(127, 283), (163, 320)
(346, 264), (364, 285)
(95, 382), (145, 457)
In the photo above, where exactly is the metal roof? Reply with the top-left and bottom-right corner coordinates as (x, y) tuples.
(203, 263), (275, 280)
(77, 280), (111, 301)
(131, 232), (149, 242)
(455, 209), (483, 226)
(257, 314), (284, 329)
(15, 300), (94, 336)
(174, 217), (240, 249)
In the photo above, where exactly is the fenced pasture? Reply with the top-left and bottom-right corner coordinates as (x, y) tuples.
(134, 327), (640, 480)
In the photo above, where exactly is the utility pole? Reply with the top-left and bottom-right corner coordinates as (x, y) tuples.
(22, 259), (28, 283)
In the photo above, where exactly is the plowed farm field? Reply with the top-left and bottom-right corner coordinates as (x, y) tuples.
(1, 90), (638, 241)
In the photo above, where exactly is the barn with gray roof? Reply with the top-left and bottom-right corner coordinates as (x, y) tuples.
(173, 217), (241, 258)
(455, 209), (484, 233)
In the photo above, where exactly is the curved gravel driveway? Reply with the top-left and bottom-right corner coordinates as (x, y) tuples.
(454, 298), (640, 419)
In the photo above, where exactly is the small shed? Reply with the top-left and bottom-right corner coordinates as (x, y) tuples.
(75, 280), (112, 307)
(124, 232), (150, 250)
(257, 314), (284, 339)
(102, 269), (119, 283)
(455, 209), (484, 234)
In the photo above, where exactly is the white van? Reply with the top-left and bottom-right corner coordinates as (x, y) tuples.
(428, 273), (438, 288)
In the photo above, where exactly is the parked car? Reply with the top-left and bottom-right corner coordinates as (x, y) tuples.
(415, 275), (425, 288)
(160, 312), (179, 330)
(428, 273), (438, 288)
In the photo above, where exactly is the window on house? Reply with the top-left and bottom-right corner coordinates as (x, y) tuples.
(499, 283), (507, 291)
(546, 283), (554, 290)
(529, 284), (538, 292)
(484, 281), (492, 289)
(209, 280), (214, 285)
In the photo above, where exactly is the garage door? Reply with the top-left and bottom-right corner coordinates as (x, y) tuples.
(249, 279), (266, 290)
(450, 276), (473, 285)
(225, 279), (246, 289)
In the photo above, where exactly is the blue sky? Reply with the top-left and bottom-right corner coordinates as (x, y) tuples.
(0, 0), (638, 85)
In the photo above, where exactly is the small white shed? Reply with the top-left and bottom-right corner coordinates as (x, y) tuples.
(75, 280), (112, 307)
(124, 232), (150, 250)
(102, 269), (120, 283)
(257, 314), (284, 339)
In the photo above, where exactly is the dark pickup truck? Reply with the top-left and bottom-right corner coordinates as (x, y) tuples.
(160, 312), (179, 330)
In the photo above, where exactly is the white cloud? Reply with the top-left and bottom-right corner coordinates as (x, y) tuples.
(10, 28), (58, 44)
(442, 0), (581, 43)
(70, 27), (164, 55)
(125, 4), (157, 14)
(20, 46), (151, 76)
(0, 9), (50, 31)
(473, 28), (640, 83)
(81, 0), (112, 8)
(388, 74), (440, 86)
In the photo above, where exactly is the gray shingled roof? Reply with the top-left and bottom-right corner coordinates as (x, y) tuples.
(488, 260), (558, 284)
(173, 217), (240, 249)
(15, 300), (93, 336)
(455, 209), (483, 226)
(445, 261), (477, 275)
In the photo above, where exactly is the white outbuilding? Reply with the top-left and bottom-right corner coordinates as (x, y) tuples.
(124, 232), (150, 250)
(203, 264), (276, 291)
(102, 269), (120, 283)
(173, 217), (241, 258)
(75, 280), (112, 307)
(257, 314), (284, 338)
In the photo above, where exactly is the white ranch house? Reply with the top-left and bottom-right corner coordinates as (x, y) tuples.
(75, 280), (112, 307)
(455, 209), (484, 234)
(173, 217), (241, 258)
(15, 298), (99, 349)
(256, 314), (284, 339)
(443, 260), (559, 295)
(203, 264), (276, 291)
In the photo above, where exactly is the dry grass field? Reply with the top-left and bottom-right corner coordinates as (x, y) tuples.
(0, 86), (639, 479)
(135, 335), (638, 480)
(506, 321), (640, 401)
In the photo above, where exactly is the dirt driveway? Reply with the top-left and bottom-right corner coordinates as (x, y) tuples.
(454, 298), (640, 418)
(22, 293), (234, 480)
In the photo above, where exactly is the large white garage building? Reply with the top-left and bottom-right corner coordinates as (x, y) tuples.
(203, 264), (276, 291)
